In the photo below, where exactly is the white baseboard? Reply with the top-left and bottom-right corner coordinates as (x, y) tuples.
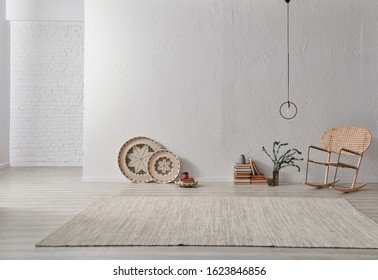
(82, 176), (378, 184)
(82, 177), (129, 183)
(305, 176), (378, 184)
(0, 163), (10, 170)
(196, 177), (233, 183)
(10, 162), (82, 167)
(81, 176), (234, 183)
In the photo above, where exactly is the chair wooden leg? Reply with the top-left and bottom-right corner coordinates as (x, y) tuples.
(332, 153), (342, 188)
(305, 147), (311, 185)
(351, 156), (362, 189)
(324, 152), (331, 185)
(332, 154), (365, 193)
(351, 170), (358, 189)
(305, 147), (334, 188)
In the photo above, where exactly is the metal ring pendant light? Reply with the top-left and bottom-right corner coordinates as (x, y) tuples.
(279, 0), (298, 120)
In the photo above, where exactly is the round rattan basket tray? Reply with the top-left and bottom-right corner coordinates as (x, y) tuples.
(118, 136), (162, 183)
(148, 150), (180, 183)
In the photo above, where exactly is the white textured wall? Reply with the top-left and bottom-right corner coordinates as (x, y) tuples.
(0, 0), (10, 169)
(84, 0), (378, 182)
(10, 22), (84, 166)
(6, 0), (84, 21)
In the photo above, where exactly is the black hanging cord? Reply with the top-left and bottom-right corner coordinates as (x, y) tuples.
(287, 1), (290, 106)
(279, 0), (297, 120)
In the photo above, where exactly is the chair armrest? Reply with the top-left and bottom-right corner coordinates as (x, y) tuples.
(308, 145), (330, 153)
(339, 148), (362, 156)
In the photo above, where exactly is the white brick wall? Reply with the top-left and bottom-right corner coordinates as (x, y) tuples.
(10, 22), (83, 165)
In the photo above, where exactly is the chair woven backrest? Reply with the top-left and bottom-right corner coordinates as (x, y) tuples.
(321, 126), (372, 155)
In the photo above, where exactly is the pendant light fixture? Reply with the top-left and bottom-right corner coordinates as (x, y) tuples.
(279, 0), (297, 120)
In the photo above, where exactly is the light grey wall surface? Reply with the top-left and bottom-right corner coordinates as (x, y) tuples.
(0, 0), (10, 169)
(6, 0), (84, 21)
(83, 0), (378, 182)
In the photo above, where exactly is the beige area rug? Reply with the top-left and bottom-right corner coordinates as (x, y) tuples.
(36, 196), (378, 248)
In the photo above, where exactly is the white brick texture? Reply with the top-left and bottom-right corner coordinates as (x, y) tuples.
(10, 22), (83, 165)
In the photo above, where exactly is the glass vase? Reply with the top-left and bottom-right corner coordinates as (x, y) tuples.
(272, 170), (279, 186)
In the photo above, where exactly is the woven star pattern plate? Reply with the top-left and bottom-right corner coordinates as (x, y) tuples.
(148, 150), (180, 183)
(118, 137), (162, 183)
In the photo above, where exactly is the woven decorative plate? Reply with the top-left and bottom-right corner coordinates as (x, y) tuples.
(148, 150), (180, 183)
(118, 137), (162, 183)
(174, 180), (198, 188)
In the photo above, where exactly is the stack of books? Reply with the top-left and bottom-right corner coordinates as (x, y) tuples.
(250, 175), (268, 185)
(250, 161), (268, 185)
(233, 160), (268, 185)
(233, 163), (252, 184)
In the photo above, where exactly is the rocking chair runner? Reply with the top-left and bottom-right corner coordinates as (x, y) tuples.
(305, 126), (372, 193)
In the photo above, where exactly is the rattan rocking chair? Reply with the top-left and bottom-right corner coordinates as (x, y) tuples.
(305, 126), (372, 193)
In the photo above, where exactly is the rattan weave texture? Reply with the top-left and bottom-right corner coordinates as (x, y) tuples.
(321, 127), (372, 155)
